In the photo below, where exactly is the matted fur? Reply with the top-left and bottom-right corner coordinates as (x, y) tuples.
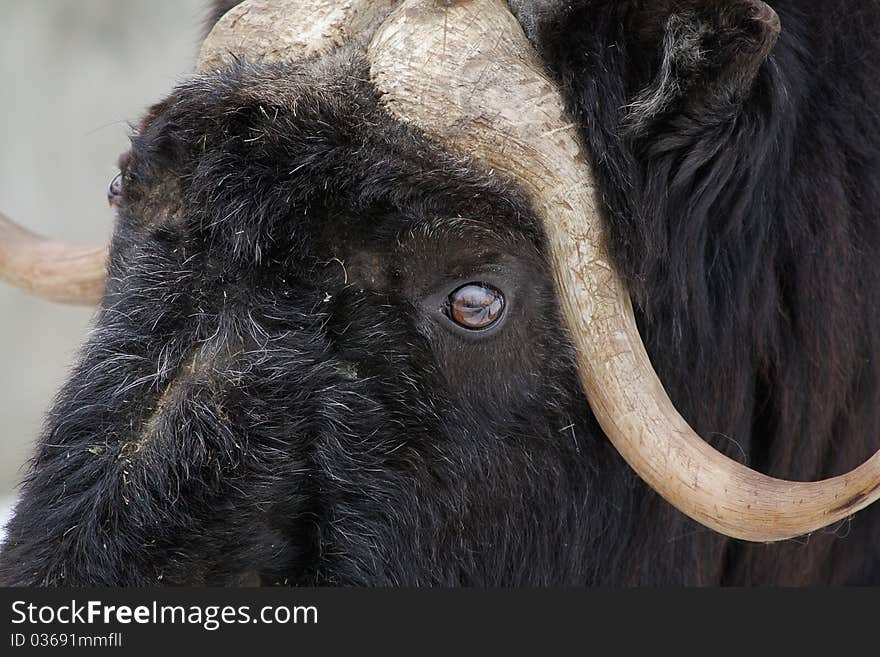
(0, 0), (877, 585)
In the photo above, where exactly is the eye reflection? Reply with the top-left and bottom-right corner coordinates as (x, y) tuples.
(107, 172), (123, 208)
(447, 283), (505, 331)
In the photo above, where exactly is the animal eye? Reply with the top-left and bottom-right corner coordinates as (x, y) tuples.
(107, 172), (124, 208)
(447, 283), (505, 331)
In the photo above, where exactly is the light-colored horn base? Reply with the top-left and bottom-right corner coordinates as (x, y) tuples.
(0, 212), (107, 306)
(368, 0), (880, 542)
(198, 0), (400, 73)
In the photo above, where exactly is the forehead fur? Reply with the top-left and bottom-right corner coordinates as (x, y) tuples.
(121, 47), (542, 269)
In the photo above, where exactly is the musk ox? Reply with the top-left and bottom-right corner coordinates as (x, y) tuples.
(0, 0), (878, 586)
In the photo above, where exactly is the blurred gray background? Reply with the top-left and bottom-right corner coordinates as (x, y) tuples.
(0, 0), (210, 535)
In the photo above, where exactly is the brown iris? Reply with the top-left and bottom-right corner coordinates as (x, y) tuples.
(447, 283), (505, 330)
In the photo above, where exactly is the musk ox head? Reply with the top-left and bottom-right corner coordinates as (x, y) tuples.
(1, 0), (879, 585)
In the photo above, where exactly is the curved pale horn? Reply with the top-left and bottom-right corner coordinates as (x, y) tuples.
(198, 0), (399, 73)
(368, 0), (880, 542)
(0, 211), (107, 305)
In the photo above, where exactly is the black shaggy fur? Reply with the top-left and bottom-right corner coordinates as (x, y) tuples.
(1, 0), (878, 586)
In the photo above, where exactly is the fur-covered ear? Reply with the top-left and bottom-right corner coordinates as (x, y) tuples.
(625, 0), (780, 131)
